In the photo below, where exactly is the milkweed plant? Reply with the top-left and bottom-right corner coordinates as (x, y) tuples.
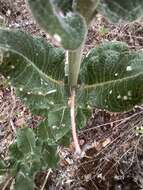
(0, 0), (143, 189)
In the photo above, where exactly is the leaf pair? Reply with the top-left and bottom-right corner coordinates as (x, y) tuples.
(0, 29), (143, 115)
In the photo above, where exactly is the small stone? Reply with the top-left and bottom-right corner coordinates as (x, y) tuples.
(6, 9), (11, 16)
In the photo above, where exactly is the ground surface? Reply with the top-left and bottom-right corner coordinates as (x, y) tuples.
(0, 0), (143, 190)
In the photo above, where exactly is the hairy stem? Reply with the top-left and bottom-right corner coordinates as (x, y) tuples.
(68, 47), (83, 88)
(66, 32), (86, 155)
(69, 88), (81, 154)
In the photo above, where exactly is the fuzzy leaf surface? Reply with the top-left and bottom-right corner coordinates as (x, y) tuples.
(0, 28), (67, 116)
(42, 143), (59, 168)
(98, 0), (143, 23)
(55, 0), (73, 14)
(27, 0), (87, 50)
(37, 118), (70, 145)
(13, 173), (34, 190)
(37, 106), (71, 146)
(74, 0), (99, 24)
(9, 142), (24, 160)
(37, 106), (89, 144)
(16, 128), (36, 154)
(79, 41), (143, 112)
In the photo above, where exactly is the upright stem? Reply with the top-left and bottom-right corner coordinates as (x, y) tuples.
(69, 88), (81, 154)
(68, 46), (83, 88)
(66, 39), (85, 155)
(65, 0), (97, 155)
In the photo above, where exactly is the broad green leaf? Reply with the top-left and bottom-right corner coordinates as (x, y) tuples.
(14, 163), (31, 176)
(27, 0), (87, 50)
(9, 142), (24, 160)
(47, 105), (91, 141)
(0, 28), (67, 116)
(37, 114), (70, 145)
(48, 107), (70, 128)
(79, 41), (143, 112)
(49, 102), (91, 132)
(9, 139), (42, 176)
(9, 161), (24, 177)
(22, 148), (41, 176)
(37, 106), (90, 145)
(48, 107), (71, 143)
(98, 0), (143, 23)
(16, 128), (36, 154)
(42, 143), (59, 168)
(13, 173), (34, 190)
(74, 0), (99, 24)
(37, 120), (54, 142)
(57, 132), (71, 147)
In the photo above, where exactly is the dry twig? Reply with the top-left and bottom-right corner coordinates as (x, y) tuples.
(40, 169), (52, 190)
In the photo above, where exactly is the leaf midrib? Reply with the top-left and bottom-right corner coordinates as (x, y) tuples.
(83, 71), (143, 89)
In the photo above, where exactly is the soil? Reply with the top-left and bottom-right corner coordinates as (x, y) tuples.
(0, 0), (143, 190)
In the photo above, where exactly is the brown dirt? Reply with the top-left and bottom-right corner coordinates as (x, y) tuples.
(0, 0), (143, 190)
